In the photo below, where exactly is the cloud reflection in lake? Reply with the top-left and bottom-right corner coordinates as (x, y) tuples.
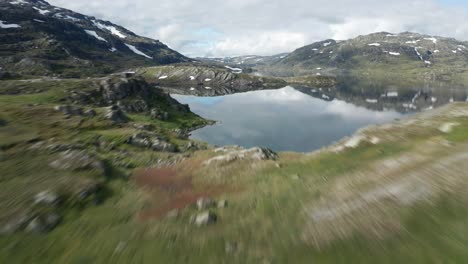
(172, 87), (402, 152)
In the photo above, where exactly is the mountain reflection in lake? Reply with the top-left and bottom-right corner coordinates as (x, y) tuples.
(172, 87), (403, 152)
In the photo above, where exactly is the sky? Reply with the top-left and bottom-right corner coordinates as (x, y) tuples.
(47, 0), (468, 57)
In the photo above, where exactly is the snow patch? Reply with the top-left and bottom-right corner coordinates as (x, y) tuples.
(424, 60), (431, 64)
(423, 37), (437, 44)
(189, 87), (195, 91)
(33, 19), (45, 23)
(85, 30), (107, 42)
(189, 76), (195, 81)
(9, 0), (28, 4)
(124, 44), (152, 59)
(368, 43), (381, 46)
(224, 66), (242, 73)
(33, 7), (50, 15)
(158, 76), (168, 79)
(387, 91), (399, 97)
(93, 21), (126, 38)
(389, 52), (400, 56)
(323, 42), (332, 47)
(204, 87), (212, 90)
(433, 50), (440, 53)
(439, 123), (459, 133)
(109, 47), (117, 52)
(204, 78), (212, 82)
(366, 99), (378, 104)
(0, 20), (21, 29)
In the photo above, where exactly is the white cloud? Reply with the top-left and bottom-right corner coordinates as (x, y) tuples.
(47, 0), (468, 57)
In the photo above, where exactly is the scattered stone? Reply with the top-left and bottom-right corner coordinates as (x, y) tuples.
(129, 132), (153, 148)
(191, 211), (217, 226)
(196, 197), (215, 210)
(34, 190), (60, 206)
(150, 108), (169, 121)
(0, 119), (7, 126)
(291, 174), (301, 180)
(0, 214), (33, 235)
(151, 139), (176, 152)
(54, 105), (83, 116)
(104, 106), (128, 123)
(225, 241), (241, 255)
(76, 183), (100, 202)
(166, 209), (179, 219)
(26, 213), (61, 233)
(439, 122), (459, 133)
(134, 123), (154, 131)
(83, 109), (96, 117)
(173, 129), (189, 139)
(217, 200), (228, 208)
(204, 147), (277, 165)
(49, 150), (105, 172)
(129, 132), (176, 152)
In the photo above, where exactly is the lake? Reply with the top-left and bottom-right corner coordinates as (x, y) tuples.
(172, 86), (404, 152)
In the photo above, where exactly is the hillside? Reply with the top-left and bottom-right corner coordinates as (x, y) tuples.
(253, 32), (468, 85)
(1, 70), (468, 262)
(0, 0), (189, 78)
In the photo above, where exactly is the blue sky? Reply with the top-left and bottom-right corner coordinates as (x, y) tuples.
(49, 0), (468, 57)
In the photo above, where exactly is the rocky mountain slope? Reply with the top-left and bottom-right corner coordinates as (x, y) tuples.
(252, 32), (468, 84)
(0, 0), (188, 77)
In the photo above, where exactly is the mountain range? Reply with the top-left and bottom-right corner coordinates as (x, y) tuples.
(0, 0), (188, 78)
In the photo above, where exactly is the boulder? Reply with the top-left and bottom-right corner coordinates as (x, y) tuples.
(191, 211), (217, 226)
(129, 132), (153, 148)
(0, 214), (33, 235)
(129, 132), (176, 152)
(204, 147), (278, 166)
(26, 213), (61, 233)
(150, 108), (169, 121)
(104, 106), (128, 123)
(0, 119), (7, 126)
(217, 200), (228, 208)
(117, 100), (148, 113)
(196, 197), (215, 210)
(34, 190), (60, 206)
(83, 109), (96, 117)
(151, 139), (176, 152)
(49, 150), (105, 172)
(54, 105), (83, 116)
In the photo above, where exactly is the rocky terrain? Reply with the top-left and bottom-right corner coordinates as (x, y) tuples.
(0, 0), (188, 78)
(211, 32), (468, 88)
(134, 64), (289, 96)
(1, 1), (468, 263)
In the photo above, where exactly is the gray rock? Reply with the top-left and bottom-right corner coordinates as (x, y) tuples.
(34, 191), (60, 206)
(83, 109), (96, 117)
(134, 123), (154, 131)
(196, 197), (215, 210)
(54, 105), (83, 116)
(129, 132), (176, 152)
(129, 132), (153, 148)
(104, 106), (128, 123)
(1, 214), (33, 235)
(0, 119), (7, 126)
(191, 211), (217, 226)
(49, 150), (105, 172)
(25, 213), (60, 233)
(150, 108), (169, 121)
(217, 200), (228, 208)
(151, 139), (176, 152)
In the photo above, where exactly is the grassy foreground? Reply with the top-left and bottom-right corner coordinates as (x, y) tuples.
(1, 77), (468, 263)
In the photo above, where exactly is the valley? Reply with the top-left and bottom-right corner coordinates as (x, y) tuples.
(1, 0), (468, 263)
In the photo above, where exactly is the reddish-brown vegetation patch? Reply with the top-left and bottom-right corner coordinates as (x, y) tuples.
(133, 167), (237, 221)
